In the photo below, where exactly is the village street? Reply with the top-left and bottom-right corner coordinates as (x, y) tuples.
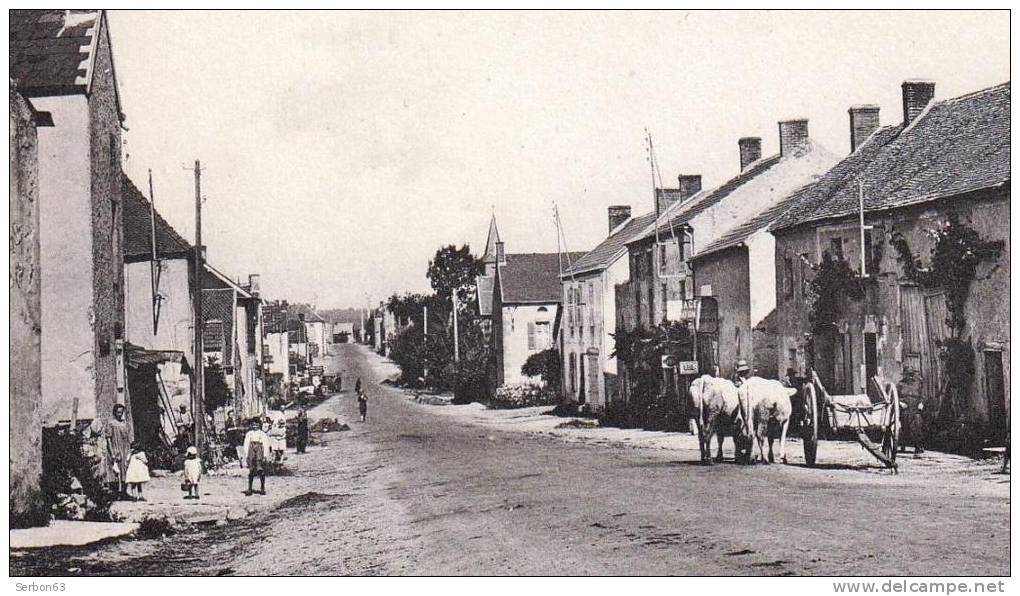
(11, 343), (1009, 576)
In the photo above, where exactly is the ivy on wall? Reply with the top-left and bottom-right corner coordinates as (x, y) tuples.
(890, 213), (1003, 427)
(807, 251), (866, 334)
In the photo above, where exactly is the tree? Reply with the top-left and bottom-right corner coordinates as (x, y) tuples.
(426, 244), (482, 314)
(204, 356), (233, 413)
(521, 348), (562, 394)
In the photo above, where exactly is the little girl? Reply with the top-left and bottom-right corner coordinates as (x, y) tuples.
(182, 446), (203, 500)
(125, 442), (150, 501)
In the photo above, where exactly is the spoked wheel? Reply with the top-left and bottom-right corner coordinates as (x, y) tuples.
(802, 383), (819, 467)
(881, 382), (901, 462)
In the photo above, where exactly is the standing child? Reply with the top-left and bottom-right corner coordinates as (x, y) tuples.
(125, 442), (150, 501)
(357, 389), (368, 423)
(182, 446), (203, 500)
(243, 419), (270, 495)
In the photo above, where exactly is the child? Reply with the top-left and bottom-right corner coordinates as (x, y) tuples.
(125, 442), (150, 501)
(357, 389), (368, 423)
(243, 419), (270, 496)
(182, 446), (203, 500)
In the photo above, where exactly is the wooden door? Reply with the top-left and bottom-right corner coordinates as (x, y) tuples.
(923, 292), (951, 412)
(984, 350), (1007, 440)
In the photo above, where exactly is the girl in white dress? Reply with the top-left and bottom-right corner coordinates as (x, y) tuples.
(125, 442), (150, 501)
(182, 446), (203, 499)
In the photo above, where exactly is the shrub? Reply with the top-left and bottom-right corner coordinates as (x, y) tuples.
(490, 383), (556, 409)
(41, 424), (116, 522)
(521, 348), (561, 394)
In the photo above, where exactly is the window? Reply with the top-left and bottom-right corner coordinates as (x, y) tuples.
(645, 249), (654, 281)
(799, 253), (812, 297)
(863, 228), (879, 275)
(830, 237), (845, 261)
(532, 321), (552, 351)
(783, 256), (794, 298)
(659, 244), (667, 273)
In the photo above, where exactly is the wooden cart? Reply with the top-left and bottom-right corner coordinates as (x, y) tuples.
(801, 370), (901, 472)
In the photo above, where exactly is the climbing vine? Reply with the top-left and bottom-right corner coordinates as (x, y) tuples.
(890, 213), (1003, 426)
(891, 213), (1003, 334)
(807, 251), (866, 334)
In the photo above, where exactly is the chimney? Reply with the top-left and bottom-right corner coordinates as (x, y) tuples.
(738, 137), (762, 171)
(608, 205), (632, 233)
(248, 273), (261, 297)
(779, 119), (810, 157)
(848, 105), (880, 152)
(901, 80), (935, 124)
(495, 241), (506, 265)
(678, 175), (702, 200)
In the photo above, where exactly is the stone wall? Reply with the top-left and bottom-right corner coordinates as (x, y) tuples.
(9, 88), (47, 525)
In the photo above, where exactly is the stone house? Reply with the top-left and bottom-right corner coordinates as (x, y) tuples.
(202, 265), (265, 420)
(685, 132), (839, 380)
(121, 174), (196, 448)
(560, 207), (658, 412)
(261, 299), (291, 399)
(11, 10), (128, 428)
(492, 248), (585, 387)
(616, 120), (834, 392)
(771, 80), (1010, 444)
(10, 85), (46, 524)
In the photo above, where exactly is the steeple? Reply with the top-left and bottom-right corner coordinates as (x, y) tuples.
(482, 214), (501, 264)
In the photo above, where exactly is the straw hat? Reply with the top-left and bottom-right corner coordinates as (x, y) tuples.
(736, 359), (750, 373)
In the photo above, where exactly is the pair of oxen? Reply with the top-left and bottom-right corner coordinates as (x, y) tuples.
(689, 375), (797, 465)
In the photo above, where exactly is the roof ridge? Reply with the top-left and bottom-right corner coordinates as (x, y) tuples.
(938, 80), (1010, 105)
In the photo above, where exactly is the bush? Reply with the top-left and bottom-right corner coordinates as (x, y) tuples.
(521, 348), (561, 394)
(41, 424), (116, 522)
(490, 383), (557, 409)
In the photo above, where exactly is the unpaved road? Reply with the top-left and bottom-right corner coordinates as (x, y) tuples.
(12, 343), (1009, 576)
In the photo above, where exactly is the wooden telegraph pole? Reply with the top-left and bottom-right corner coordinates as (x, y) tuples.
(192, 160), (205, 449)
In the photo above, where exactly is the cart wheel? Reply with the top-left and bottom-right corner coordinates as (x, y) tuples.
(882, 382), (901, 462)
(802, 383), (819, 467)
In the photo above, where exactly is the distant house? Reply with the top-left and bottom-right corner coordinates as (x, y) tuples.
(288, 304), (329, 362)
(11, 9), (128, 428)
(10, 85), (46, 524)
(261, 299), (291, 398)
(492, 246), (586, 387)
(333, 322), (355, 343)
(771, 81), (1010, 444)
(618, 120), (836, 387)
(203, 265), (265, 420)
(560, 208), (658, 412)
(121, 174), (196, 448)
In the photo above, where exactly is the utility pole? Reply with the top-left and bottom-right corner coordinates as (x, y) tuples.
(423, 304), (429, 381)
(191, 160), (205, 449)
(452, 291), (460, 363)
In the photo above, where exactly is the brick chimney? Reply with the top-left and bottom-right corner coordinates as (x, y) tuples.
(902, 80), (935, 124)
(738, 137), (762, 171)
(779, 119), (809, 157)
(848, 105), (880, 152)
(678, 175), (702, 200)
(608, 205), (632, 233)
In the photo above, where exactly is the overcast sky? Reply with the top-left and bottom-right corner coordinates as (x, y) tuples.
(109, 10), (1009, 309)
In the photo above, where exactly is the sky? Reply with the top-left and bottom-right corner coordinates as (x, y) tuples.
(109, 10), (1010, 310)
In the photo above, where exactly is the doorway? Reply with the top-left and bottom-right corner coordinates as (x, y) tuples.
(984, 350), (1007, 441)
(864, 332), (878, 388)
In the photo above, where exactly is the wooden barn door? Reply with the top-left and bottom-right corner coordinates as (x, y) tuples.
(923, 292), (951, 414)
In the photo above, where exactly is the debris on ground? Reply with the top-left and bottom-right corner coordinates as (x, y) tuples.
(555, 418), (600, 430)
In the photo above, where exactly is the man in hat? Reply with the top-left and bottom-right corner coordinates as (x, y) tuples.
(732, 359), (751, 387)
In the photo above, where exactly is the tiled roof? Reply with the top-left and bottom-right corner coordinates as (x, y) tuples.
(288, 303), (326, 323)
(122, 174), (192, 261)
(565, 211), (659, 276)
(498, 252), (586, 304)
(630, 155), (784, 245)
(773, 82), (1011, 232)
(10, 10), (100, 95)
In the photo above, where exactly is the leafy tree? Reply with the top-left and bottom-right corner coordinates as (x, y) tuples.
(521, 348), (562, 394)
(204, 356), (233, 413)
(427, 244), (482, 313)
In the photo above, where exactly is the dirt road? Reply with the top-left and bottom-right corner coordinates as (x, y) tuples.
(12, 343), (1009, 576)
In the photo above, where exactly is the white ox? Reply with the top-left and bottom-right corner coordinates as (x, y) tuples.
(737, 376), (796, 464)
(689, 375), (742, 464)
